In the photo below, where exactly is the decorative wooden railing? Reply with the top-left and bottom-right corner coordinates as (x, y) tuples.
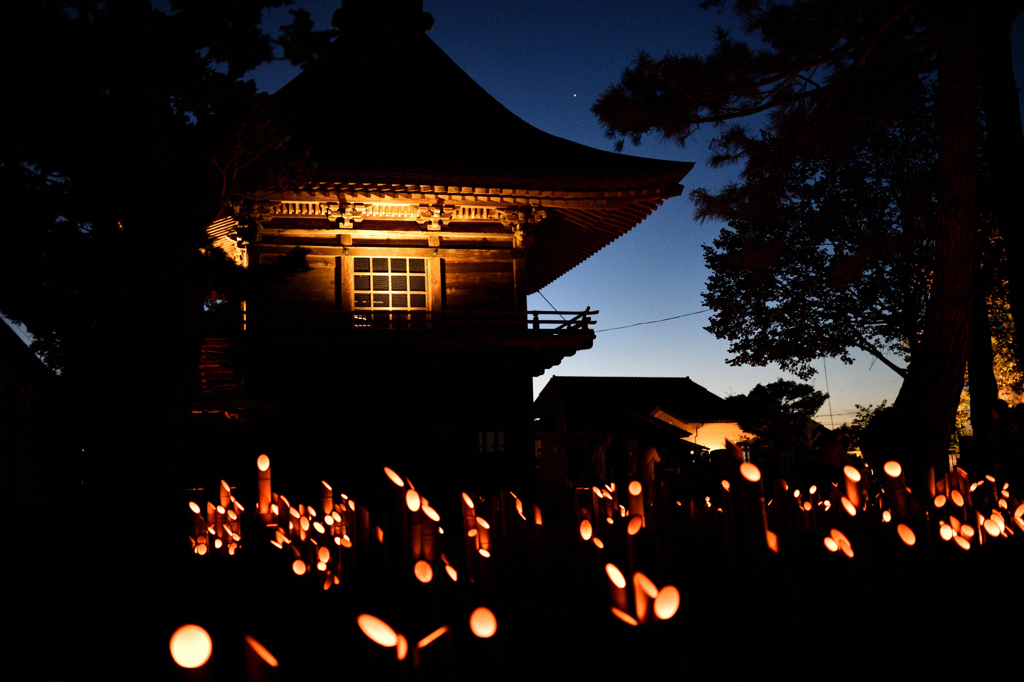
(253, 308), (598, 333)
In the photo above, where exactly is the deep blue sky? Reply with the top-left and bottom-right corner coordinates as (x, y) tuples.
(249, 1), (1024, 426)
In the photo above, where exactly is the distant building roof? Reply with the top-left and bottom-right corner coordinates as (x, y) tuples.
(535, 375), (737, 426)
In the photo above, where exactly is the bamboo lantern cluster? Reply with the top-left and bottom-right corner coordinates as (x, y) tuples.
(188, 479), (246, 556)
(604, 563), (679, 627)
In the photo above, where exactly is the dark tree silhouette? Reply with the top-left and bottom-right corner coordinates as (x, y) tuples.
(594, 0), (1020, 483)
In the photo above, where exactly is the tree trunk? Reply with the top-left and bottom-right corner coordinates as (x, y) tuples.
(890, 4), (979, 487)
(979, 2), (1024, 385)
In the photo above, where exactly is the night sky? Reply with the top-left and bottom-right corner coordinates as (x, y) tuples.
(249, 1), (1024, 426)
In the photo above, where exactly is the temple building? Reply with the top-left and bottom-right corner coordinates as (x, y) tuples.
(200, 1), (692, 495)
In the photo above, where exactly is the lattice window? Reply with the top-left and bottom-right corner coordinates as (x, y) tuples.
(353, 257), (428, 310)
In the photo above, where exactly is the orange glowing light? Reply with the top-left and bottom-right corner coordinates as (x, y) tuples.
(462, 492), (475, 509)
(721, 479), (731, 492)
(939, 524), (954, 541)
(189, 501), (201, 514)
(985, 474), (996, 483)
(841, 497), (857, 516)
(257, 454), (270, 472)
(961, 524), (975, 539)
(766, 529), (779, 553)
(739, 462), (761, 483)
(358, 614), (398, 647)
(950, 490), (964, 507)
(634, 571), (659, 599)
(467, 528), (478, 538)
(605, 563), (627, 589)
(384, 467), (404, 487)
(292, 559), (307, 576)
(445, 564), (458, 582)
(469, 607), (497, 638)
(793, 489), (801, 499)
(170, 624), (212, 669)
(593, 537), (605, 549)
(316, 561), (327, 571)
(809, 485), (817, 495)
(341, 535), (353, 548)
(423, 505), (440, 522)
(214, 538), (223, 549)
(954, 536), (971, 551)
(376, 527), (384, 543)
(414, 560), (434, 583)
(1014, 503), (1024, 519)
(300, 517), (310, 532)
(610, 607), (638, 626)
(839, 540), (854, 558)
(627, 516), (643, 536)
(844, 465), (862, 482)
(244, 635), (278, 667)
(802, 501), (812, 512)
(984, 519), (1000, 537)
(579, 519), (593, 541)
(934, 494), (947, 508)
(897, 524), (916, 546)
(406, 489), (421, 513)
(883, 461), (902, 478)
(654, 585), (680, 620)
(417, 625), (449, 649)
(824, 537), (839, 552)
(479, 548), (491, 558)
(195, 543), (208, 556)
(318, 546), (330, 563)
(396, 634), (408, 661)
(313, 521), (325, 534)
(882, 510), (892, 523)
(628, 480), (643, 496)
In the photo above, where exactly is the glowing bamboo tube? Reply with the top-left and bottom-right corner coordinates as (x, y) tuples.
(605, 562), (628, 612)
(417, 625), (449, 649)
(170, 624), (212, 669)
(476, 517), (491, 553)
(358, 614), (398, 647)
(843, 465), (862, 510)
(580, 519), (593, 541)
(654, 585), (680, 620)
(244, 634), (278, 669)
(469, 607), (497, 638)
(897, 524), (916, 546)
(611, 607), (638, 626)
(319, 480), (333, 516)
(634, 571), (658, 625)
(189, 501), (205, 539)
(220, 480), (232, 509)
(256, 455), (271, 520)
(628, 480), (645, 527)
(414, 559), (433, 583)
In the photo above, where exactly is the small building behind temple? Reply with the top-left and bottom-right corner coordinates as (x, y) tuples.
(195, 1), (692, 497)
(533, 376), (753, 512)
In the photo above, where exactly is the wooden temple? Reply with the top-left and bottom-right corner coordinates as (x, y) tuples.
(202, 0), (692, 495)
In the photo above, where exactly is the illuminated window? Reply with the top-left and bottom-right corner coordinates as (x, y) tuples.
(353, 257), (428, 310)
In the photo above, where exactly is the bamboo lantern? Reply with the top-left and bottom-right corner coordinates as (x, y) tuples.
(469, 607), (497, 638)
(220, 480), (232, 510)
(605, 562), (628, 612)
(633, 571), (658, 625)
(321, 480), (333, 516)
(654, 585), (680, 620)
(843, 465), (863, 510)
(243, 634), (279, 675)
(257, 455), (272, 520)
(611, 607), (638, 626)
(628, 480), (645, 527)
(169, 624), (212, 669)
(358, 614), (399, 647)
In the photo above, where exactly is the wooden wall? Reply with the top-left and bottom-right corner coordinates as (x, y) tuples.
(443, 259), (516, 311)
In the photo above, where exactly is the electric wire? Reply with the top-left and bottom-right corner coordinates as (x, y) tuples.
(596, 309), (710, 332)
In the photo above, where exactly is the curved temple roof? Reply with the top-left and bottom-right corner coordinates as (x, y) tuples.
(268, 2), (692, 292)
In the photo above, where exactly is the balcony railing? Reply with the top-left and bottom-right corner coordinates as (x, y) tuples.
(255, 308), (598, 334)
